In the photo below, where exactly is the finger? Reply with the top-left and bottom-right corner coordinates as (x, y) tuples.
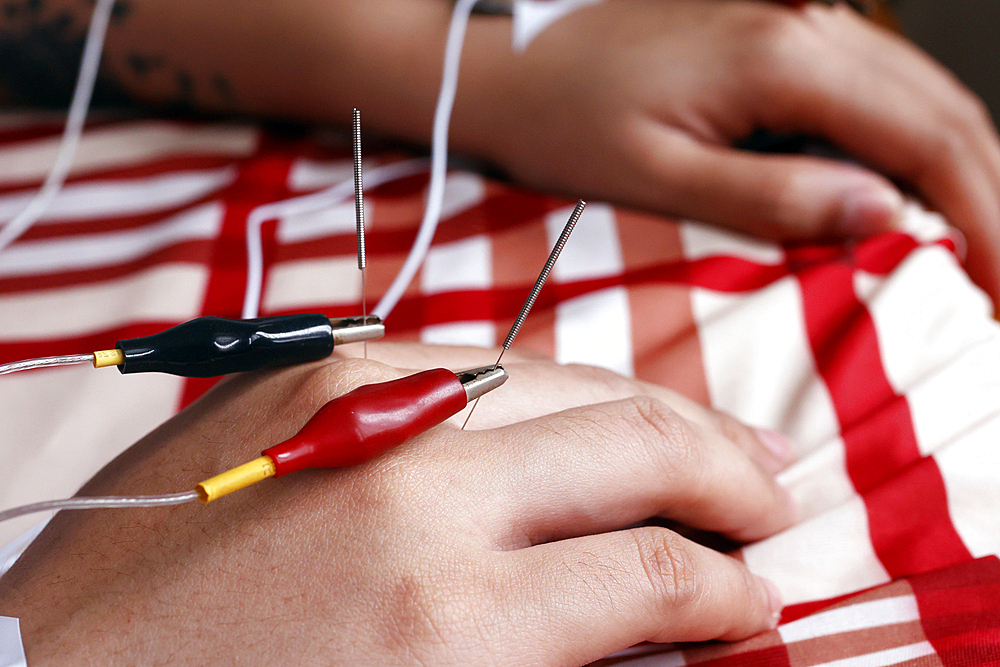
(466, 360), (793, 474)
(806, 2), (1000, 187)
(741, 10), (1000, 303)
(359, 344), (794, 470)
(502, 526), (780, 664)
(636, 123), (904, 240)
(480, 397), (796, 547)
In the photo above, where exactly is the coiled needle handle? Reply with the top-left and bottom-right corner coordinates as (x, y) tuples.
(499, 199), (585, 362)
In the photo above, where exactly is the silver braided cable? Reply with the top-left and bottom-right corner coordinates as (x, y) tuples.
(0, 491), (200, 524)
(0, 353), (93, 376)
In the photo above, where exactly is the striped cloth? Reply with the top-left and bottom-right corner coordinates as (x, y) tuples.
(1, 114), (999, 664)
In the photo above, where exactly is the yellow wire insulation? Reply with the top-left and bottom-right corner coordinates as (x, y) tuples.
(93, 349), (124, 368)
(196, 456), (276, 504)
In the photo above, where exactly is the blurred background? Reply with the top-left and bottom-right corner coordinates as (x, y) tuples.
(894, 0), (1000, 123)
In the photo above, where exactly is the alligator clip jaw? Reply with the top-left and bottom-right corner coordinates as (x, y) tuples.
(456, 365), (508, 402)
(330, 316), (384, 346)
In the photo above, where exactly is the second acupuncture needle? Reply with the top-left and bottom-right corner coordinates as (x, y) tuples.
(461, 199), (585, 429)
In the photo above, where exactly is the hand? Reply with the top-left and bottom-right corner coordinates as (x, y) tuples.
(455, 0), (1000, 303)
(0, 346), (794, 665)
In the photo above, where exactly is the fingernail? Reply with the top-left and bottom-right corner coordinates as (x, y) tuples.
(755, 428), (793, 466)
(839, 186), (904, 236)
(762, 577), (783, 629)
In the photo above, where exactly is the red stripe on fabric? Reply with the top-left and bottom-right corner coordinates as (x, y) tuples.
(780, 590), (875, 625)
(865, 457), (973, 578)
(795, 252), (971, 579)
(909, 557), (1000, 666)
(274, 190), (563, 265)
(0, 241), (215, 293)
(177, 140), (295, 409)
(681, 644), (791, 667)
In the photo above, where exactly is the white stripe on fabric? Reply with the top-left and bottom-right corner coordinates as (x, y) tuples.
(0, 122), (257, 184)
(855, 245), (1000, 457)
(690, 277), (840, 454)
(421, 322), (496, 347)
(743, 495), (890, 605)
(422, 235), (492, 294)
(810, 641), (935, 667)
(555, 287), (634, 377)
(0, 617), (26, 667)
(288, 157), (375, 192)
(936, 416), (1000, 558)
(546, 203), (633, 375)
(549, 202), (622, 282)
(0, 167), (235, 223)
(779, 594), (919, 643)
(0, 202), (224, 277)
(0, 363), (182, 549)
(439, 171), (486, 221)
(679, 220), (785, 264)
(262, 257), (360, 312)
(898, 201), (951, 244)
(277, 201), (358, 244)
(0, 264), (209, 338)
(778, 437), (857, 523)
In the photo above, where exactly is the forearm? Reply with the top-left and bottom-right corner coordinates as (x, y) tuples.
(0, 0), (516, 148)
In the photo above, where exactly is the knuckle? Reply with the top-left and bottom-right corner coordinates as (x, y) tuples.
(630, 528), (700, 613)
(563, 363), (636, 398)
(622, 396), (702, 479)
(737, 10), (818, 85)
(711, 410), (753, 450)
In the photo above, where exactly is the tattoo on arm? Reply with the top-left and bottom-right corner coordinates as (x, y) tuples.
(0, 0), (238, 113)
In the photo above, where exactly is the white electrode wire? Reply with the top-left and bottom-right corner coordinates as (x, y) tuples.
(241, 157), (429, 319)
(371, 0), (477, 321)
(242, 0), (475, 321)
(0, 491), (199, 524)
(0, 353), (93, 376)
(0, 0), (117, 255)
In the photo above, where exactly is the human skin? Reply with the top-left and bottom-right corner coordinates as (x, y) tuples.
(0, 345), (795, 665)
(1, 0), (998, 302)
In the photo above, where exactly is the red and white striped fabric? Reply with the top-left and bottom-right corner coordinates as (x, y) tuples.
(1, 114), (999, 664)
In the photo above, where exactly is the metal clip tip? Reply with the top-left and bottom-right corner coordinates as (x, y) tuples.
(329, 315), (385, 346)
(456, 364), (508, 402)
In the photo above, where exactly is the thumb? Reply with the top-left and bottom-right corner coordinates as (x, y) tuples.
(640, 125), (905, 241)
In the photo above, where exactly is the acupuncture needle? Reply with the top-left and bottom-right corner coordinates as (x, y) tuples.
(461, 199), (585, 429)
(353, 109), (368, 360)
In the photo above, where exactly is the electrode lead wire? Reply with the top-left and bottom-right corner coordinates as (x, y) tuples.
(241, 158), (428, 319)
(370, 0), (478, 320)
(0, 491), (199, 524)
(0, 353), (94, 376)
(0, 0), (117, 255)
(243, 0), (475, 322)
